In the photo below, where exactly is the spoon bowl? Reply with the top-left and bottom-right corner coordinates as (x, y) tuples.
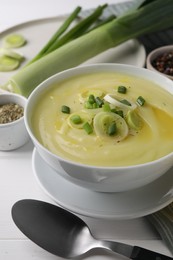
(11, 199), (173, 259)
(12, 199), (97, 258)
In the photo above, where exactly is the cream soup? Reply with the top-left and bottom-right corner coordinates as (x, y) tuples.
(31, 72), (173, 166)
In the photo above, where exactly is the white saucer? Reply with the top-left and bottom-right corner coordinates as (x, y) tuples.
(32, 149), (173, 220)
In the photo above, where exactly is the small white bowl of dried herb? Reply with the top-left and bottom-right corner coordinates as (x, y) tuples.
(0, 92), (30, 150)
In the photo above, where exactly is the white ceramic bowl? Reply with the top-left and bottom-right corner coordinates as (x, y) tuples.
(0, 92), (30, 150)
(25, 64), (173, 192)
(146, 45), (173, 80)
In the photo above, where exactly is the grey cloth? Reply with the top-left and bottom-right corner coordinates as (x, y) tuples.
(147, 203), (173, 255)
(80, 1), (173, 54)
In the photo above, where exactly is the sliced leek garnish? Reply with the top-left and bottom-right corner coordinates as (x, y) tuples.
(104, 94), (137, 110)
(126, 110), (143, 130)
(93, 111), (128, 141)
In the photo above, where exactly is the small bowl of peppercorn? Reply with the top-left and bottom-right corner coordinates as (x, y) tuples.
(146, 45), (173, 80)
(0, 92), (30, 151)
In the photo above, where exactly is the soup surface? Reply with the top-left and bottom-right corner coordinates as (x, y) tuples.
(31, 72), (173, 166)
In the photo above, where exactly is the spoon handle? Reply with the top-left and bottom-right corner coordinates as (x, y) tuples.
(131, 246), (173, 260)
(99, 240), (172, 259)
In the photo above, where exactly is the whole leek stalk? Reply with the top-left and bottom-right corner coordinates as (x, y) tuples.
(44, 4), (108, 54)
(4, 0), (173, 97)
(26, 6), (82, 65)
(27, 4), (108, 65)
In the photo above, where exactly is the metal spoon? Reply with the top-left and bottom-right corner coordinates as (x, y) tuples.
(12, 199), (172, 259)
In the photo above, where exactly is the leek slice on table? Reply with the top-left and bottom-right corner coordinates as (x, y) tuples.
(93, 111), (128, 141)
(0, 49), (24, 72)
(3, 34), (26, 48)
(0, 56), (20, 72)
(0, 48), (24, 61)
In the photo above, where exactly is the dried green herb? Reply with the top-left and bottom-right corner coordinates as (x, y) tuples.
(0, 103), (24, 124)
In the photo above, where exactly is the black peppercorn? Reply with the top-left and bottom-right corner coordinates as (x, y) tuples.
(152, 51), (173, 76)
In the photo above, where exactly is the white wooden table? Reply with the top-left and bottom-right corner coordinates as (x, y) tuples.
(0, 0), (173, 259)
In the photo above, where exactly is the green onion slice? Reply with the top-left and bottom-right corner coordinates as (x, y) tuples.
(67, 111), (92, 129)
(104, 94), (137, 110)
(70, 114), (82, 124)
(107, 122), (117, 136)
(120, 99), (132, 106)
(118, 85), (127, 94)
(61, 105), (70, 114)
(83, 122), (93, 134)
(93, 111), (128, 141)
(136, 96), (145, 106)
(88, 94), (96, 104)
(95, 96), (104, 107)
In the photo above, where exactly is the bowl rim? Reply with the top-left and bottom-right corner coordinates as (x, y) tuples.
(25, 63), (173, 170)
